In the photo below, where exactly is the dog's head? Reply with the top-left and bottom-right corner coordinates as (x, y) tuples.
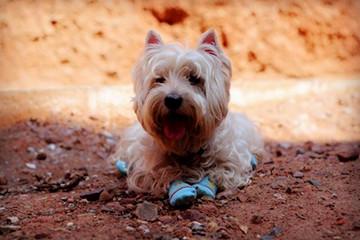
(132, 30), (232, 155)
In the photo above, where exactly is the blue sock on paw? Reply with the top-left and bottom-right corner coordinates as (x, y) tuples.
(193, 176), (217, 199)
(115, 159), (128, 176)
(250, 154), (257, 170)
(168, 180), (197, 207)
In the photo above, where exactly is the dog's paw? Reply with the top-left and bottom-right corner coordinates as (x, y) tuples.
(115, 159), (128, 176)
(193, 176), (217, 199)
(250, 154), (257, 170)
(169, 180), (197, 207)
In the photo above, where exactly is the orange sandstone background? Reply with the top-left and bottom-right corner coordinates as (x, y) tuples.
(0, 0), (360, 90)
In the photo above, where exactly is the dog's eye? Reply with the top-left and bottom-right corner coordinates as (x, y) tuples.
(188, 74), (201, 85)
(155, 77), (166, 83)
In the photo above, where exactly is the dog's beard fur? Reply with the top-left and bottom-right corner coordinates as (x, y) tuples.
(133, 32), (231, 155)
(110, 30), (264, 196)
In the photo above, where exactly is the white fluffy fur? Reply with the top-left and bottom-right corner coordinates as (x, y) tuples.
(110, 30), (264, 196)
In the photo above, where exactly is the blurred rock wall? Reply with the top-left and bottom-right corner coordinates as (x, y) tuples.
(0, 0), (359, 89)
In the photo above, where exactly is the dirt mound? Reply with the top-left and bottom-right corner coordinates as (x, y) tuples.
(0, 0), (359, 89)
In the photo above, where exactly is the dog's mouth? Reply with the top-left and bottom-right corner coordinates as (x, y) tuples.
(163, 113), (187, 141)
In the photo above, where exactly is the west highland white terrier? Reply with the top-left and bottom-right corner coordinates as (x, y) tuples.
(111, 29), (264, 204)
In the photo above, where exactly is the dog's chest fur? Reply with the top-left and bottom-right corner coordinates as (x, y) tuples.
(168, 147), (207, 167)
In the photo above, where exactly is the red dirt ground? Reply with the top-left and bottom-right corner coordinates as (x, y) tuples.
(0, 119), (359, 239)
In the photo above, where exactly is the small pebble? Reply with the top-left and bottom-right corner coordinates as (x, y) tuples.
(136, 219), (148, 225)
(135, 201), (158, 221)
(88, 209), (97, 214)
(68, 203), (76, 210)
(7, 216), (19, 225)
(190, 221), (206, 236)
(260, 226), (283, 240)
(99, 189), (114, 202)
(158, 215), (173, 224)
(80, 189), (104, 201)
(47, 144), (57, 151)
(79, 199), (89, 204)
(331, 193), (337, 199)
(126, 226), (135, 232)
(269, 227), (283, 237)
(295, 148), (306, 155)
(66, 222), (75, 230)
(239, 225), (248, 234)
(293, 171), (304, 178)
(307, 179), (321, 187)
(335, 144), (359, 162)
(102, 202), (125, 213)
(36, 152), (47, 161)
(27, 147), (36, 154)
(26, 163), (37, 169)
(271, 176), (287, 190)
(138, 224), (150, 234)
(219, 199), (228, 205)
(215, 229), (231, 239)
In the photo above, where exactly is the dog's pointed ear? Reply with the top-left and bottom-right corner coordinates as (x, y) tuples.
(145, 30), (163, 47)
(198, 29), (220, 56)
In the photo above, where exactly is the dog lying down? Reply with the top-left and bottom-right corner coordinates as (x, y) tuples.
(110, 29), (264, 207)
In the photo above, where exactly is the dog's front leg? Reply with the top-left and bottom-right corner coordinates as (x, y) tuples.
(206, 150), (256, 192)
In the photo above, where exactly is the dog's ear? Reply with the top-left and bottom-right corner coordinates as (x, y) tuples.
(145, 30), (163, 47)
(198, 29), (221, 56)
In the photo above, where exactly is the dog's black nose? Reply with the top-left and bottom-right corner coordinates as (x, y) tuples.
(164, 93), (183, 110)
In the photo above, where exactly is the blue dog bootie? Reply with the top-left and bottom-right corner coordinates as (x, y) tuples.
(168, 180), (197, 207)
(115, 159), (128, 176)
(250, 154), (257, 171)
(193, 176), (217, 199)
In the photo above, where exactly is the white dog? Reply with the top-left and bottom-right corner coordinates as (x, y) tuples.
(111, 29), (264, 197)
